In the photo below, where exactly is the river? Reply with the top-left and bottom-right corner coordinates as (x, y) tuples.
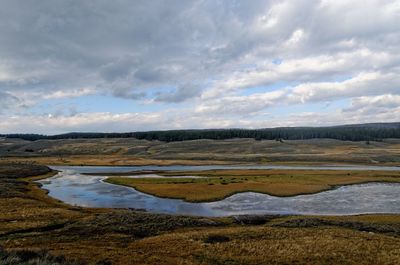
(37, 165), (400, 217)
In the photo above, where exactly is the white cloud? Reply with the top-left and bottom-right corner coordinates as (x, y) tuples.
(42, 88), (96, 99)
(0, 112), (164, 134)
(197, 71), (400, 116)
(285, 29), (306, 46)
(0, 0), (400, 132)
(288, 71), (400, 103)
(345, 94), (400, 113)
(196, 90), (287, 115)
(2, 99), (399, 134)
(204, 48), (399, 98)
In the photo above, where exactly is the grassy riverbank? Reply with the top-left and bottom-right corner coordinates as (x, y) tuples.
(106, 169), (400, 202)
(1, 162), (400, 264)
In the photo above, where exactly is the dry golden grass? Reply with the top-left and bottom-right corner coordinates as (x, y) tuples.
(0, 197), (82, 234)
(126, 226), (400, 265)
(2, 138), (400, 165)
(0, 170), (87, 235)
(2, 162), (400, 264)
(0, 155), (232, 166)
(267, 214), (400, 226)
(20, 225), (400, 265)
(106, 169), (400, 202)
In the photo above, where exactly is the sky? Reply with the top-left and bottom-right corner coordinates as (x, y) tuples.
(0, 0), (400, 134)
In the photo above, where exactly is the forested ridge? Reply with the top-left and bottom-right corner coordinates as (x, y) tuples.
(1, 122), (400, 142)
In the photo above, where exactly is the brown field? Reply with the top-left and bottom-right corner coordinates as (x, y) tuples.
(106, 169), (400, 202)
(0, 155), (231, 166)
(2, 168), (400, 265)
(1, 138), (400, 165)
(0, 146), (400, 265)
(103, 225), (400, 265)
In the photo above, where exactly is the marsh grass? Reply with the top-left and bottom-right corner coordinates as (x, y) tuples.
(2, 162), (400, 264)
(106, 169), (400, 202)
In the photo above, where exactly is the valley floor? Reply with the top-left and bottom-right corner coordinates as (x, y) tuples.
(106, 169), (400, 202)
(1, 138), (400, 166)
(1, 162), (400, 264)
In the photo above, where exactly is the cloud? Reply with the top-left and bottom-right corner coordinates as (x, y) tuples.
(197, 71), (400, 116)
(112, 89), (146, 100)
(344, 94), (400, 114)
(288, 71), (400, 103)
(154, 84), (202, 103)
(2, 98), (399, 134)
(196, 89), (287, 115)
(42, 88), (96, 99)
(0, 0), (400, 131)
(0, 91), (21, 111)
(0, 112), (164, 134)
(204, 48), (399, 98)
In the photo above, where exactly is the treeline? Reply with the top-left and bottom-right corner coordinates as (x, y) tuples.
(1, 123), (400, 142)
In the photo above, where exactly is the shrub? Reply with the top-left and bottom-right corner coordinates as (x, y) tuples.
(203, 234), (230, 244)
(0, 247), (82, 265)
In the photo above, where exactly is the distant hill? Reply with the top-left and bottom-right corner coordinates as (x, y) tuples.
(1, 122), (400, 142)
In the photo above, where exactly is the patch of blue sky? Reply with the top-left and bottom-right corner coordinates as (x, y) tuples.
(322, 98), (351, 110)
(272, 58), (283, 65)
(148, 87), (175, 98)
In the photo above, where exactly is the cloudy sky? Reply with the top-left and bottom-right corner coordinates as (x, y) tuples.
(1, 0), (400, 134)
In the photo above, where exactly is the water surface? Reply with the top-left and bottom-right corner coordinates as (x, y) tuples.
(38, 166), (400, 217)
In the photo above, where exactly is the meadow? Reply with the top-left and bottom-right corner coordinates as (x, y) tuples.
(106, 169), (400, 202)
(1, 138), (400, 264)
(1, 138), (400, 165)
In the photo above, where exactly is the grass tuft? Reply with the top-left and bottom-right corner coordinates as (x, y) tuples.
(0, 246), (82, 265)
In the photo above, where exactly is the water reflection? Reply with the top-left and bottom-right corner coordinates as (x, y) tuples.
(38, 166), (400, 217)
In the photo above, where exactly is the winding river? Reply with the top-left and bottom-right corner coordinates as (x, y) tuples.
(38, 165), (400, 217)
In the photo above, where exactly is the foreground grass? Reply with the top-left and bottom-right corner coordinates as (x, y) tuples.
(106, 169), (400, 202)
(115, 225), (400, 265)
(0, 247), (84, 265)
(2, 162), (400, 264)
